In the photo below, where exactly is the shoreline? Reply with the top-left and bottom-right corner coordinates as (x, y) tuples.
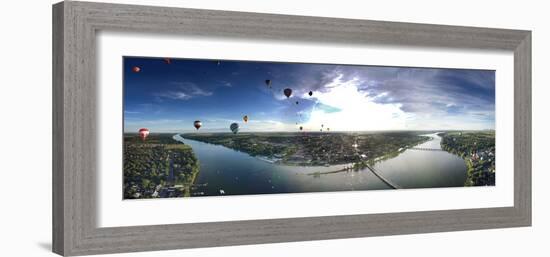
(178, 133), (433, 169)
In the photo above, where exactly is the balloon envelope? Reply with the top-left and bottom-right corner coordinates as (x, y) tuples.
(308, 91), (313, 96)
(193, 120), (202, 130)
(283, 88), (292, 98)
(230, 123), (239, 134)
(138, 128), (149, 139)
(243, 115), (248, 123)
(132, 66), (141, 73)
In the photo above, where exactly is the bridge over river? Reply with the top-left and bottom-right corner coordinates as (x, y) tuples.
(362, 146), (450, 188)
(410, 147), (445, 152)
(309, 163), (403, 189)
(306, 146), (451, 189)
(364, 164), (402, 189)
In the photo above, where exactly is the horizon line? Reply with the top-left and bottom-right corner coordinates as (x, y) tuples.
(123, 129), (495, 134)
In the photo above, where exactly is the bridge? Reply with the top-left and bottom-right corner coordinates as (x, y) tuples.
(364, 164), (402, 189)
(410, 147), (444, 152)
(307, 163), (403, 189)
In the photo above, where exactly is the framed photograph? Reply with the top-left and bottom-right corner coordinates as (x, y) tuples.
(53, 1), (531, 256)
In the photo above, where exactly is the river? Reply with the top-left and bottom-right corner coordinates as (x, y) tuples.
(172, 133), (467, 196)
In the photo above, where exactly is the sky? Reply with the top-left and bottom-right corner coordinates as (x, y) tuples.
(123, 57), (495, 133)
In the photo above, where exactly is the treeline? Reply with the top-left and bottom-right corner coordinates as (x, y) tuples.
(123, 134), (200, 199)
(440, 131), (496, 186)
(183, 133), (288, 157)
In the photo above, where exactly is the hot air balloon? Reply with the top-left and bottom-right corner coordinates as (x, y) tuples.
(164, 58), (171, 64)
(299, 126), (303, 131)
(326, 128), (330, 131)
(132, 66), (141, 73)
(321, 124), (324, 128)
(138, 128), (149, 140)
(295, 101), (299, 105)
(283, 88), (292, 98)
(243, 115), (249, 123)
(193, 120), (202, 130)
(265, 79), (271, 88)
(308, 91), (313, 96)
(230, 123), (239, 134)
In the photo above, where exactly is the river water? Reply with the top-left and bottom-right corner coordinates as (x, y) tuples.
(173, 133), (466, 197)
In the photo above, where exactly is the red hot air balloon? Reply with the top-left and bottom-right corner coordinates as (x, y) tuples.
(283, 88), (292, 98)
(138, 128), (149, 140)
(194, 120), (202, 130)
(132, 66), (141, 73)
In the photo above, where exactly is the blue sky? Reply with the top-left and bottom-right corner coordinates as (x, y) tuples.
(123, 57), (495, 133)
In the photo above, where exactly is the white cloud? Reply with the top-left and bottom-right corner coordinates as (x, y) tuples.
(301, 76), (409, 131)
(156, 91), (192, 100)
(294, 69), (494, 131)
(242, 119), (296, 132)
(155, 82), (213, 101)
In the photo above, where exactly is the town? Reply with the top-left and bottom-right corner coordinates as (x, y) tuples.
(181, 131), (431, 166)
(123, 134), (200, 199)
(440, 131), (496, 186)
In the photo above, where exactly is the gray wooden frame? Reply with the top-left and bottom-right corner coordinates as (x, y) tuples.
(52, 1), (531, 256)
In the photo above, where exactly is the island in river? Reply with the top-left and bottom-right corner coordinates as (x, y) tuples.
(123, 131), (495, 199)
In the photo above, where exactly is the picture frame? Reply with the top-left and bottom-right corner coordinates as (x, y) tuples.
(52, 1), (531, 256)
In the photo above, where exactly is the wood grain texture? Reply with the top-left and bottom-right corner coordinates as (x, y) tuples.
(52, 2), (65, 255)
(52, 1), (532, 256)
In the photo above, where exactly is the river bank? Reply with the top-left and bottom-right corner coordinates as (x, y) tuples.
(179, 131), (431, 167)
(145, 132), (471, 197)
(439, 131), (495, 186)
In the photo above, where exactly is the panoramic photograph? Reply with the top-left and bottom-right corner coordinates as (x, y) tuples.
(122, 57), (496, 199)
